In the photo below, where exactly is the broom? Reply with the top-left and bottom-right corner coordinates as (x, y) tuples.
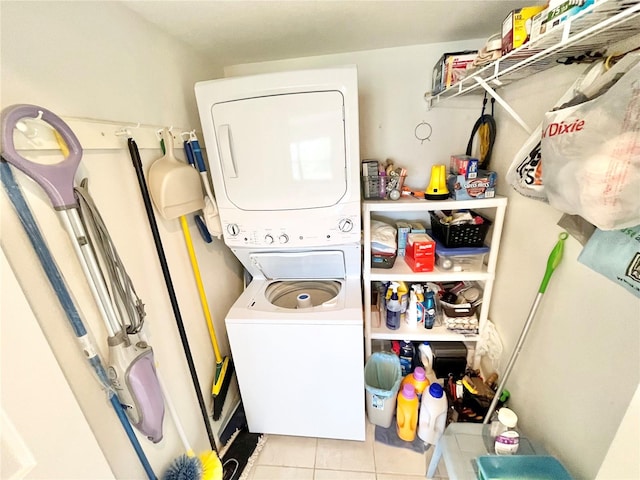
(179, 213), (234, 420)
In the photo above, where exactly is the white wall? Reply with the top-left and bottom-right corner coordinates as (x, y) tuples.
(227, 48), (640, 478)
(597, 383), (640, 479)
(1, 2), (242, 479)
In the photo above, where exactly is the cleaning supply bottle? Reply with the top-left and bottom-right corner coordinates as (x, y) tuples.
(418, 341), (435, 383)
(423, 289), (437, 329)
(396, 383), (419, 442)
(399, 341), (414, 376)
(418, 383), (449, 445)
(493, 408), (520, 455)
(415, 284), (425, 326)
(386, 282), (402, 330)
(406, 287), (418, 327)
(401, 366), (429, 398)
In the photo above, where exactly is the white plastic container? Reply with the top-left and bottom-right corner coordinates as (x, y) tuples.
(417, 383), (448, 445)
(418, 341), (436, 384)
(493, 408), (520, 455)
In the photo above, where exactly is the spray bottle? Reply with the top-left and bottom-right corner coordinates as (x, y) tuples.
(415, 284), (425, 326)
(386, 282), (402, 330)
(418, 341), (435, 383)
(407, 287), (418, 327)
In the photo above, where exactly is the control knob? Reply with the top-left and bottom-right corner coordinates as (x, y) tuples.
(227, 224), (240, 236)
(279, 234), (289, 244)
(338, 218), (354, 232)
(264, 234), (274, 245)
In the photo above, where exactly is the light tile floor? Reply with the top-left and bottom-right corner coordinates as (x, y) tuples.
(246, 421), (449, 480)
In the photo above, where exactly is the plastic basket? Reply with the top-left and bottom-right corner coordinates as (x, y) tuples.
(362, 175), (406, 200)
(429, 211), (492, 248)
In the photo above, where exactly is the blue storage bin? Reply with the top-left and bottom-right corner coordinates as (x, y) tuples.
(476, 455), (574, 480)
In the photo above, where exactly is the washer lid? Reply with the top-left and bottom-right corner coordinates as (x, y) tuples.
(249, 251), (346, 279)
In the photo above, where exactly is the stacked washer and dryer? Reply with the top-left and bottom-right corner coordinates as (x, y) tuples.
(195, 66), (365, 441)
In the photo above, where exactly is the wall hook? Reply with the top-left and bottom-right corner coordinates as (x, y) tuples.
(415, 121), (432, 144)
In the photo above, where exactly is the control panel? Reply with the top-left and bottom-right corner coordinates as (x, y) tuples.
(221, 211), (360, 248)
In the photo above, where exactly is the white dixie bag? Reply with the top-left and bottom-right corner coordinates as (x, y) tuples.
(541, 54), (640, 230)
(506, 62), (605, 203)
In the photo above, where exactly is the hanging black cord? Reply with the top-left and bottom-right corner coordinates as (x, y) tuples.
(466, 95), (497, 170)
(127, 137), (218, 452)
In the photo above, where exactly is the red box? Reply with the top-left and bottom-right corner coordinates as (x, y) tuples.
(405, 233), (435, 272)
(407, 233), (435, 258)
(404, 253), (434, 272)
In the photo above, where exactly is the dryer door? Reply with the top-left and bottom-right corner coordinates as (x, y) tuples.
(210, 91), (347, 211)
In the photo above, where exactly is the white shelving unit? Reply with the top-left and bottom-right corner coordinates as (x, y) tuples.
(424, 0), (640, 133)
(363, 196), (507, 358)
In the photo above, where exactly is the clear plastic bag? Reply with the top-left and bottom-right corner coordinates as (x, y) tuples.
(364, 351), (402, 399)
(506, 62), (606, 203)
(541, 55), (640, 230)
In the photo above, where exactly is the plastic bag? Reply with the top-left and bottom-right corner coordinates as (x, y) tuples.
(578, 226), (640, 298)
(364, 351), (402, 399)
(541, 55), (640, 230)
(506, 62), (606, 202)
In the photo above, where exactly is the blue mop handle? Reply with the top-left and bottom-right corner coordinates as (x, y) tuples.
(0, 160), (157, 480)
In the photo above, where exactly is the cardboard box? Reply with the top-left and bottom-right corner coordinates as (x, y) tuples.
(410, 222), (426, 234)
(432, 50), (478, 94)
(501, 5), (547, 55)
(405, 233), (435, 272)
(447, 170), (497, 200)
(445, 52), (477, 89)
(407, 233), (435, 258)
(532, 0), (596, 41)
(404, 253), (434, 273)
(450, 154), (479, 179)
(396, 221), (411, 257)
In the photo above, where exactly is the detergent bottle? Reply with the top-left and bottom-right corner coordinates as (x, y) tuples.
(386, 282), (402, 330)
(401, 366), (430, 398)
(418, 341), (436, 383)
(399, 341), (414, 376)
(396, 383), (419, 442)
(423, 289), (437, 329)
(418, 383), (448, 445)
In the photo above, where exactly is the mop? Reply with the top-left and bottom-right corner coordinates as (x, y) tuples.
(1, 105), (166, 445)
(483, 232), (569, 423)
(0, 159), (157, 480)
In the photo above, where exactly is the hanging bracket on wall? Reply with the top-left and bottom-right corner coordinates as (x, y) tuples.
(474, 77), (533, 134)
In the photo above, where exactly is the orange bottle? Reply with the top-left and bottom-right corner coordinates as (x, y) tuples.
(400, 366), (430, 398)
(396, 383), (419, 441)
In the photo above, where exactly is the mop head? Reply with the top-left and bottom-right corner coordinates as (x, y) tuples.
(163, 454), (203, 480)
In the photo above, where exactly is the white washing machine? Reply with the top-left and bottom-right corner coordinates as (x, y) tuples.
(195, 67), (365, 440)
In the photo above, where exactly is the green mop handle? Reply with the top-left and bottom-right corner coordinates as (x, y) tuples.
(483, 232), (568, 424)
(540, 232), (568, 293)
